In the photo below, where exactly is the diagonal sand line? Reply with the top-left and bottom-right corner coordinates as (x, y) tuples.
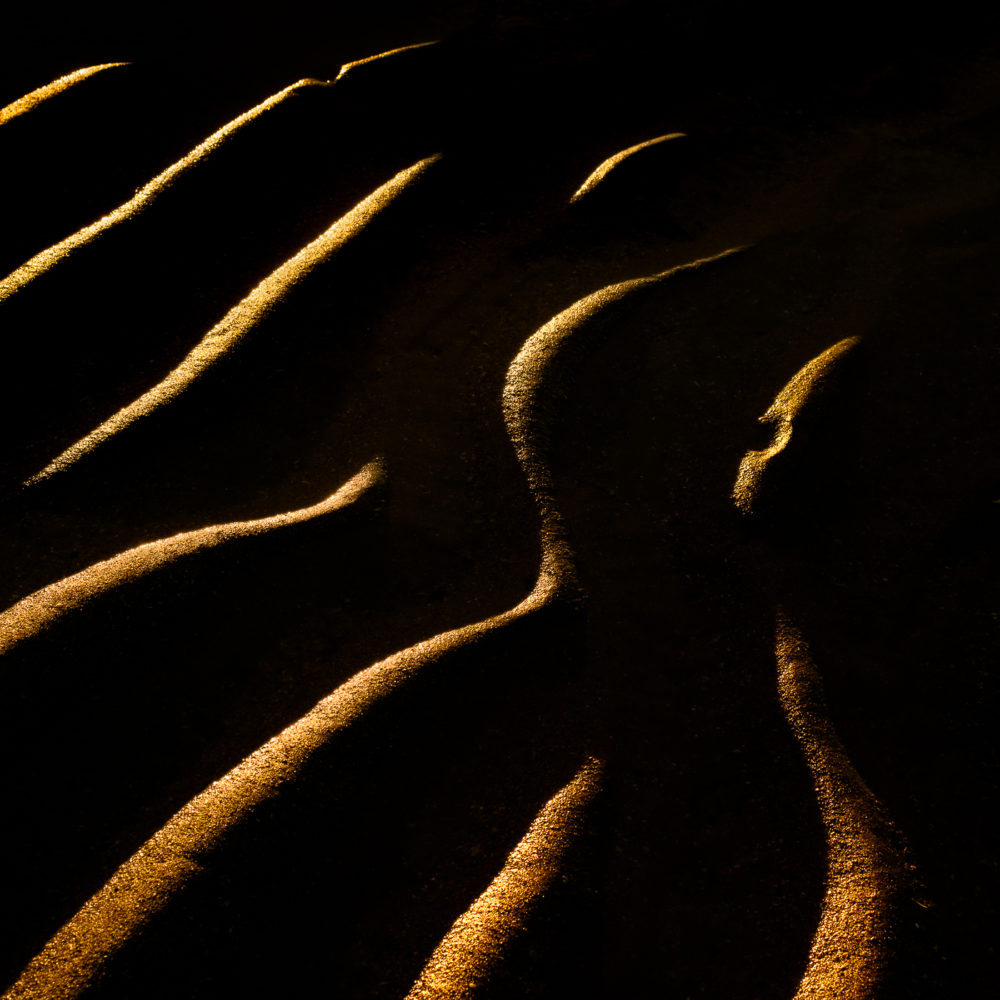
(334, 40), (439, 81)
(0, 64), (129, 127)
(776, 611), (908, 1000)
(23, 154), (441, 486)
(405, 757), (604, 999)
(570, 133), (686, 203)
(0, 77), (329, 304)
(0, 42), (439, 307)
(0, 460), (384, 656)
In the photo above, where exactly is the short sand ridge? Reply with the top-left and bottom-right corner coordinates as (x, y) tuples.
(0, 64), (128, 127)
(569, 133), (686, 203)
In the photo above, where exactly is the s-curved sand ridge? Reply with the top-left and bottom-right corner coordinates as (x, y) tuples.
(3, 255), (668, 998)
(776, 612), (908, 1000)
(0, 64), (129, 127)
(406, 757), (604, 999)
(503, 244), (743, 594)
(23, 154), (440, 486)
(0, 460), (383, 656)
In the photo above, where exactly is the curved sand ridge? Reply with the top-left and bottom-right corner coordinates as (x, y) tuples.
(0, 64), (129, 127)
(405, 757), (604, 999)
(733, 337), (908, 996)
(0, 460), (383, 655)
(776, 612), (908, 999)
(503, 245), (742, 595)
(732, 336), (860, 514)
(23, 153), (440, 486)
(3, 251), (692, 998)
(569, 132), (685, 203)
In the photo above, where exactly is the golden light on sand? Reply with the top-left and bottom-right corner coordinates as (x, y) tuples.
(0, 64), (128, 127)
(0, 461), (383, 654)
(406, 758), (603, 999)
(503, 246), (743, 593)
(776, 611), (907, 1000)
(733, 336), (860, 514)
(23, 154), (441, 485)
(0, 77), (332, 305)
(334, 40), (439, 81)
(570, 133), (685, 203)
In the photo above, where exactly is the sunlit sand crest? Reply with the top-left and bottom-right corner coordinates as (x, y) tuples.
(405, 758), (604, 999)
(0, 460), (383, 655)
(334, 40), (439, 81)
(570, 133), (685, 203)
(0, 64), (128, 127)
(0, 78), (333, 304)
(0, 42), (441, 307)
(503, 245), (744, 594)
(23, 155), (441, 486)
(776, 612), (907, 999)
(732, 336), (860, 514)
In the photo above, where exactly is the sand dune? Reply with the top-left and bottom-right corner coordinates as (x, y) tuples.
(2, 6), (998, 997)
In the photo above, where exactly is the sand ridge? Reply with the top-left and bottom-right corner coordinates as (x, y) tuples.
(23, 154), (440, 485)
(733, 336), (861, 514)
(0, 460), (382, 654)
(0, 64), (128, 127)
(570, 133), (685, 203)
(405, 757), (604, 999)
(775, 612), (908, 1000)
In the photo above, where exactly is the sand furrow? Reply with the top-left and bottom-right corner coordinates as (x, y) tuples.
(22, 154), (440, 486)
(0, 64), (128, 127)
(776, 612), (908, 999)
(405, 757), (603, 999)
(0, 460), (382, 656)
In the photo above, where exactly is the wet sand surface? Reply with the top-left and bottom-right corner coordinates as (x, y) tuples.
(1, 3), (998, 997)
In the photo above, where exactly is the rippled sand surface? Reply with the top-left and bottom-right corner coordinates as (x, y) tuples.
(1, 4), (998, 997)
